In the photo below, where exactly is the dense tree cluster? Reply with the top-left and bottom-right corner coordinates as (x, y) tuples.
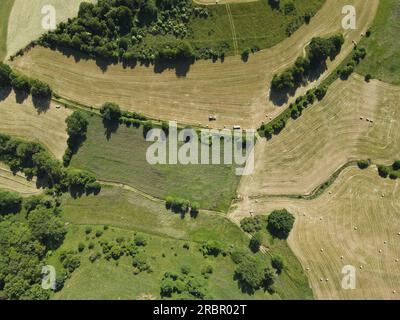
(271, 34), (344, 92)
(160, 271), (210, 299)
(240, 216), (267, 233)
(40, 0), (210, 64)
(0, 190), (22, 215)
(267, 209), (295, 239)
(338, 47), (367, 80)
(0, 195), (67, 300)
(0, 133), (100, 196)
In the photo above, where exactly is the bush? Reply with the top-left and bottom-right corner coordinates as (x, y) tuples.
(95, 230), (103, 237)
(235, 255), (274, 291)
(357, 160), (370, 170)
(134, 234), (147, 246)
(271, 255), (284, 274)
(78, 243), (85, 252)
(201, 240), (224, 257)
(181, 265), (191, 275)
(377, 165), (390, 178)
(267, 209), (295, 239)
(85, 226), (92, 234)
(249, 232), (262, 252)
(10, 73), (31, 93)
(392, 160), (400, 171)
(240, 216), (266, 233)
(365, 74), (372, 82)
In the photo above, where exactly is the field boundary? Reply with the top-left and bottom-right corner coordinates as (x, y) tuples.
(225, 4), (239, 56)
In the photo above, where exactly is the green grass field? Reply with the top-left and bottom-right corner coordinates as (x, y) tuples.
(356, 0), (400, 85)
(55, 186), (313, 299)
(70, 116), (240, 212)
(0, 0), (14, 61)
(189, 0), (325, 55)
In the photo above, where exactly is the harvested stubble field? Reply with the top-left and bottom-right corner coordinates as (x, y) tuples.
(10, 0), (378, 130)
(231, 167), (400, 299)
(0, 0), (14, 61)
(0, 90), (71, 159)
(0, 163), (41, 196)
(5, 0), (96, 59)
(235, 74), (400, 198)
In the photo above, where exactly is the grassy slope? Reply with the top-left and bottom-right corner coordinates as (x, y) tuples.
(190, 0), (325, 54)
(70, 116), (240, 212)
(357, 0), (400, 85)
(0, 0), (14, 61)
(57, 185), (312, 299)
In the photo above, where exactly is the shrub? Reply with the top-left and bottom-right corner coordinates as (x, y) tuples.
(134, 234), (147, 246)
(267, 209), (295, 239)
(357, 160), (370, 170)
(89, 252), (99, 263)
(249, 231), (262, 252)
(78, 242), (85, 252)
(181, 265), (191, 275)
(201, 240), (224, 257)
(235, 255), (274, 291)
(0, 62), (12, 86)
(85, 227), (92, 234)
(271, 255), (284, 274)
(365, 74), (372, 82)
(393, 160), (400, 171)
(95, 230), (103, 237)
(240, 216), (266, 233)
(10, 73), (31, 93)
(377, 165), (390, 178)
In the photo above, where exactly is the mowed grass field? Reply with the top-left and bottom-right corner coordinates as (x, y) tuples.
(234, 74), (400, 198)
(357, 0), (400, 85)
(235, 167), (400, 299)
(6, 0), (95, 59)
(70, 116), (240, 212)
(190, 0), (325, 55)
(0, 163), (41, 196)
(10, 0), (378, 130)
(0, 89), (71, 159)
(0, 0), (14, 61)
(56, 185), (312, 299)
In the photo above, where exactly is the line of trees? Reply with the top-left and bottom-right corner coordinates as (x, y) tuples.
(271, 34), (345, 93)
(0, 62), (52, 100)
(0, 133), (100, 196)
(165, 196), (199, 217)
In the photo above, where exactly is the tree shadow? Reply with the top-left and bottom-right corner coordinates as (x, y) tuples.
(154, 57), (195, 78)
(15, 89), (29, 104)
(102, 118), (119, 140)
(32, 96), (51, 113)
(0, 86), (12, 102)
(233, 273), (256, 295)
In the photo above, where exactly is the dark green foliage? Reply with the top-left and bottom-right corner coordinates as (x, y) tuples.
(134, 234), (147, 246)
(64, 111), (89, 166)
(271, 34), (344, 92)
(160, 272), (209, 299)
(28, 208), (66, 249)
(393, 160), (400, 171)
(357, 160), (370, 170)
(378, 165), (390, 178)
(240, 216), (267, 233)
(10, 72), (32, 93)
(0, 190), (22, 215)
(100, 102), (122, 122)
(200, 240), (224, 257)
(132, 253), (151, 273)
(30, 79), (52, 99)
(249, 231), (262, 252)
(271, 255), (284, 274)
(59, 251), (81, 273)
(267, 209), (295, 239)
(165, 196), (192, 215)
(235, 255), (275, 292)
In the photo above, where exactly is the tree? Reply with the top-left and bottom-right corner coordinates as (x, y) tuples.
(378, 165), (390, 178)
(357, 160), (370, 170)
(31, 79), (52, 99)
(10, 73), (31, 93)
(100, 102), (121, 122)
(267, 209), (295, 239)
(235, 255), (273, 291)
(393, 160), (400, 171)
(0, 190), (22, 215)
(28, 208), (66, 249)
(66, 111), (88, 140)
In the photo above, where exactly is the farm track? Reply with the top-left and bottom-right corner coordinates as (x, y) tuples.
(226, 4), (239, 56)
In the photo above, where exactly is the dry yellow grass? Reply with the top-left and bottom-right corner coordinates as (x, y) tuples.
(6, 0), (95, 59)
(228, 74), (400, 299)
(231, 167), (400, 299)
(237, 74), (400, 197)
(0, 163), (41, 196)
(0, 90), (71, 159)
(10, 0), (378, 129)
